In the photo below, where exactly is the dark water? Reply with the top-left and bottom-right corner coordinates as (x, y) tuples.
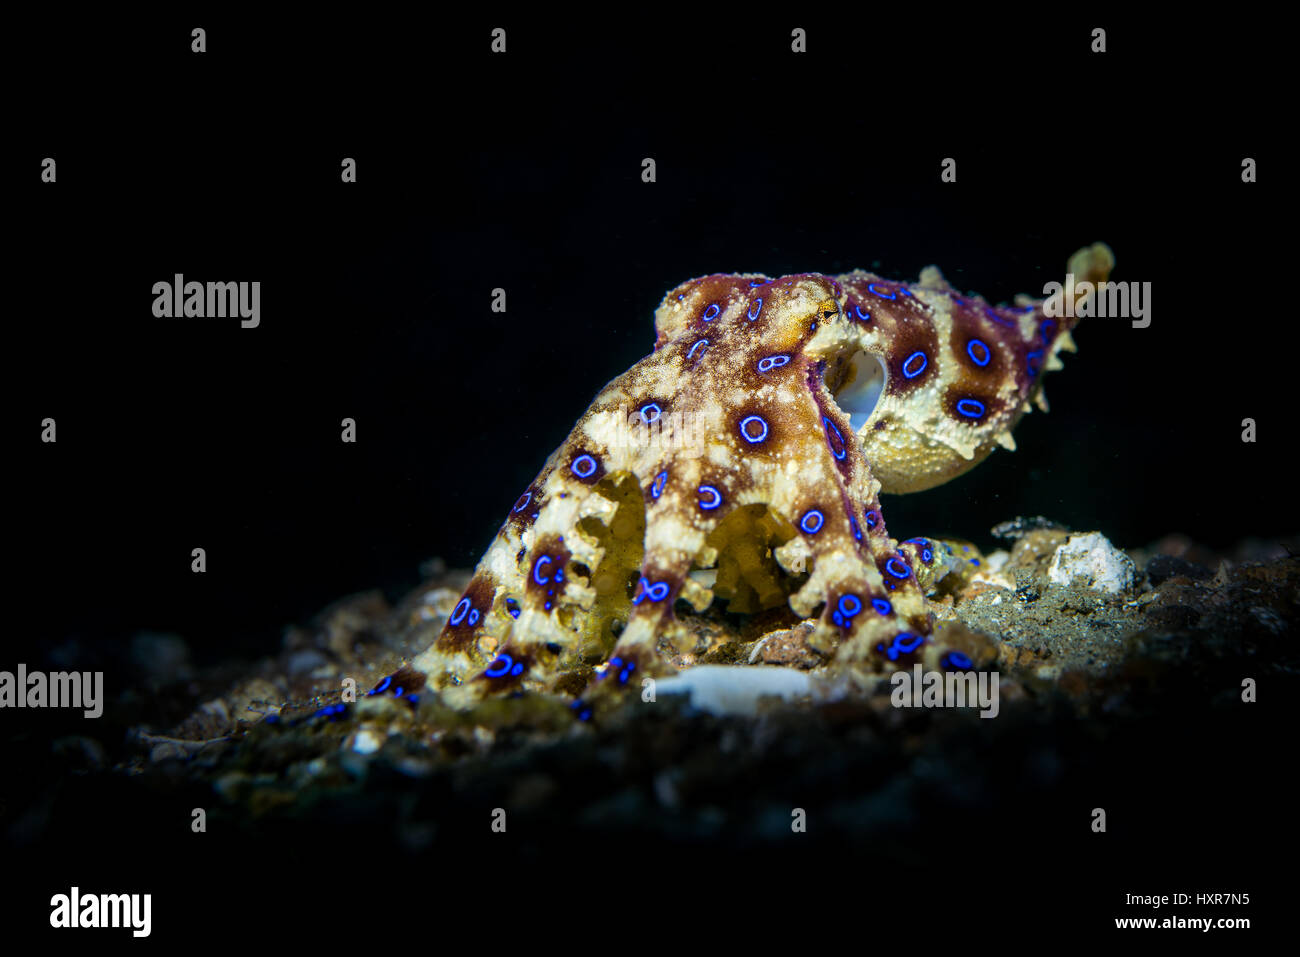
(13, 13), (1290, 663)
(7, 10), (1291, 941)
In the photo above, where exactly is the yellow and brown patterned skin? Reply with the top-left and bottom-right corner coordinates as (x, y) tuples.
(395, 244), (1113, 710)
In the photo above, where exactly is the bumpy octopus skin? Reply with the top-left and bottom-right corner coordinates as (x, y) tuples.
(402, 245), (1113, 709)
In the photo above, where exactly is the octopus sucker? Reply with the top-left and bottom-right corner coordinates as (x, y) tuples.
(391, 245), (1112, 711)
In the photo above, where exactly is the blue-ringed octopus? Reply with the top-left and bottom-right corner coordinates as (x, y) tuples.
(389, 243), (1114, 710)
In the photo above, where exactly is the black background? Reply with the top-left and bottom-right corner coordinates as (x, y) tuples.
(7, 10), (1288, 942)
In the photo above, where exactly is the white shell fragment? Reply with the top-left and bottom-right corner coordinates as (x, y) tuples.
(653, 665), (813, 716)
(1047, 532), (1135, 595)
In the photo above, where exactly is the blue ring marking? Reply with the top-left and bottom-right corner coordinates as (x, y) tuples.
(632, 576), (650, 605)
(747, 298), (764, 321)
(687, 339), (709, 360)
(373, 675), (392, 695)
(810, 321), (817, 332)
(510, 662), (524, 677)
(757, 354), (791, 373)
(854, 305), (871, 321)
(885, 557), (910, 579)
(677, 293), (686, 301)
(970, 558), (981, 566)
(485, 654), (513, 678)
(450, 597), (471, 625)
(851, 516), (863, 541)
(393, 687), (404, 698)
(867, 282), (896, 300)
(966, 339), (991, 367)
(942, 651), (974, 671)
(921, 548), (933, 564)
(506, 598), (521, 620)
(1039, 319), (1057, 341)
(513, 492), (532, 513)
(646, 581), (670, 602)
(739, 414), (769, 443)
(702, 303), (720, 321)
(1026, 349), (1043, 377)
(866, 511), (879, 530)
(823, 417), (847, 460)
(639, 402), (662, 424)
(956, 398), (986, 419)
(749, 278), (766, 287)
(983, 305), (1016, 327)
(879, 632), (924, 661)
(610, 657), (623, 668)
(572, 454), (598, 478)
(872, 598), (893, 616)
(698, 485), (723, 510)
(832, 611), (846, 628)
(799, 509), (824, 534)
(902, 351), (928, 378)
(650, 470), (668, 499)
(950, 294), (966, 306)
(467, 609), (480, 626)
(532, 556), (553, 585)
(896, 633), (924, 653)
(838, 594), (862, 616)
(406, 693), (420, 704)
(618, 667), (632, 684)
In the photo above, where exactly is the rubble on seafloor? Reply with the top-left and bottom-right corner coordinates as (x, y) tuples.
(19, 524), (1299, 847)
